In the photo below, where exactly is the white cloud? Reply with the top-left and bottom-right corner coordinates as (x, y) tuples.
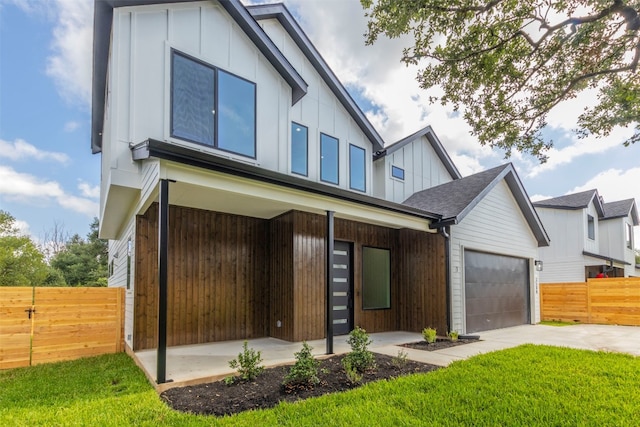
(13, 219), (32, 237)
(64, 120), (80, 132)
(46, 0), (93, 107)
(0, 138), (70, 163)
(78, 180), (100, 198)
(525, 126), (635, 178)
(0, 165), (98, 217)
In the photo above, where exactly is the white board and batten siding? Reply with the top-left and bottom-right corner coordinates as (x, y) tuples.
(107, 216), (136, 349)
(600, 217), (637, 277)
(373, 136), (453, 203)
(106, 2), (373, 199)
(449, 180), (540, 334)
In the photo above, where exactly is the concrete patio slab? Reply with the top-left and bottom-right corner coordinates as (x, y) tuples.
(134, 324), (640, 391)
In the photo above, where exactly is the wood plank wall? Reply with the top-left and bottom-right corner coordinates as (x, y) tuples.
(541, 278), (640, 326)
(134, 204), (269, 350)
(0, 287), (124, 370)
(397, 229), (448, 333)
(134, 206), (448, 349)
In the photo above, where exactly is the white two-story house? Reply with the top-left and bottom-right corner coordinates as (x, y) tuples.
(92, 0), (549, 382)
(534, 190), (639, 281)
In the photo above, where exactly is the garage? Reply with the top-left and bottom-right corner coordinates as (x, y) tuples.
(464, 250), (530, 333)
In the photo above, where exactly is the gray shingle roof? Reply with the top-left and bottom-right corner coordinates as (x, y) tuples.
(532, 189), (599, 210)
(602, 199), (640, 225)
(403, 163), (550, 246)
(403, 164), (509, 219)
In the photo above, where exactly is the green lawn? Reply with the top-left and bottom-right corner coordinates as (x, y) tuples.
(1, 345), (639, 426)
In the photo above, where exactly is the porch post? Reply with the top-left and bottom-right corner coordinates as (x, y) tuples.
(326, 210), (335, 354)
(157, 179), (170, 384)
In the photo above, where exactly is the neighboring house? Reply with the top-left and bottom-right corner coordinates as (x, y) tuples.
(92, 0), (548, 381)
(533, 190), (639, 282)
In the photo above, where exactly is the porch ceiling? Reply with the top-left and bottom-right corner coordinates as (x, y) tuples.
(160, 161), (434, 232)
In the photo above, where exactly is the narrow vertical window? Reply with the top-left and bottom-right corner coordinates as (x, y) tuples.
(291, 122), (308, 176)
(587, 215), (595, 240)
(349, 144), (366, 192)
(320, 133), (339, 184)
(362, 247), (391, 309)
(126, 238), (132, 290)
(627, 223), (633, 249)
(391, 165), (405, 180)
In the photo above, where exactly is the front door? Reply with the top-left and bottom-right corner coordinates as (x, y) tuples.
(332, 241), (353, 336)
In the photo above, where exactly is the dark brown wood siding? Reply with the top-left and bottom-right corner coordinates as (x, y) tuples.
(134, 204), (269, 351)
(398, 229), (448, 334)
(268, 212), (294, 341)
(334, 217), (400, 333)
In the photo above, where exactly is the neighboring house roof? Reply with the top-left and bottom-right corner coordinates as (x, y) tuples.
(248, 4), (385, 153)
(372, 125), (462, 180)
(532, 189), (605, 217)
(92, 0), (308, 154)
(403, 163), (550, 246)
(583, 251), (631, 266)
(131, 138), (441, 221)
(602, 199), (640, 225)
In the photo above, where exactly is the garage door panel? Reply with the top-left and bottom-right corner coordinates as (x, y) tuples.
(465, 250), (530, 334)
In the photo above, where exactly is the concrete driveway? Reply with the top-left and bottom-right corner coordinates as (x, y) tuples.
(373, 324), (640, 367)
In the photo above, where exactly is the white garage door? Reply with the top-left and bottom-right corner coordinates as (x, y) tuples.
(464, 250), (530, 333)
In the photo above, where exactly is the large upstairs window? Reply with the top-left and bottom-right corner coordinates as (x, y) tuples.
(349, 144), (366, 192)
(171, 50), (256, 158)
(320, 133), (339, 184)
(291, 122), (308, 176)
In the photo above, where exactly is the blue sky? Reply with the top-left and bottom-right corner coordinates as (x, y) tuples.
(0, 0), (638, 247)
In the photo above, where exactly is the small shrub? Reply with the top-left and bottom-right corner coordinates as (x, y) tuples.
(283, 342), (320, 388)
(342, 326), (376, 374)
(223, 375), (235, 386)
(448, 330), (459, 341)
(391, 349), (408, 368)
(343, 358), (363, 384)
(422, 327), (437, 344)
(228, 341), (264, 382)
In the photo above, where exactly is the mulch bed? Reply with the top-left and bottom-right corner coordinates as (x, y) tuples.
(161, 353), (439, 417)
(401, 337), (479, 351)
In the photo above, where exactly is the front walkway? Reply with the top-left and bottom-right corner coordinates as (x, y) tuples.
(135, 324), (640, 391)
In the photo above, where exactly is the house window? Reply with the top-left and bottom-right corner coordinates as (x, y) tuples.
(587, 215), (595, 240)
(291, 122), (308, 176)
(362, 247), (391, 309)
(391, 165), (405, 180)
(320, 133), (339, 184)
(627, 223), (633, 249)
(349, 144), (366, 192)
(171, 50), (256, 158)
(126, 238), (132, 290)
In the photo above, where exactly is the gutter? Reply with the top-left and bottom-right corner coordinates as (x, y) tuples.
(439, 226), (452, 334)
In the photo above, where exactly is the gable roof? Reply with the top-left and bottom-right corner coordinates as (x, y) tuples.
(403, 163), (550, 246)
(532, 189), (605, 217)
(602, 199), (640, 225)
(91, 0), (308, 154)
(373, 125), (462, 180)
(247, 3), (384, 152)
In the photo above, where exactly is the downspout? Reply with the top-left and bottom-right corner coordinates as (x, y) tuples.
(439, 226), (452, 334)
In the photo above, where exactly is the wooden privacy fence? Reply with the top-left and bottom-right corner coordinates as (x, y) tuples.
(541, 278), (640, 326)
(0, 287), (124, 370)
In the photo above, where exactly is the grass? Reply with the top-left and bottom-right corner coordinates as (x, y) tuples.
(539, 320), (581, 327)
(1, 345), (639, 426)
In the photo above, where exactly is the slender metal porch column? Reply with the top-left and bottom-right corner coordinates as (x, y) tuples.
(157, 179), (170, 384)
(326, 210), (335, 354)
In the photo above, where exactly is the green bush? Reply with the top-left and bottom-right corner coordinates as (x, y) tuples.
(422, 327), (437, 344)
(391, 349), (409, 368)
(343, 358), (363, 384)
(227, 341), (264, 383)
(342, 326), (376, 375)
(448, 330), (459, 341)
(283, 342), (320, 388)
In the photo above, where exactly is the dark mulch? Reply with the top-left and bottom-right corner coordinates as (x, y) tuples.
(401, 337), (480, 351)
(161, 353), (439, 417)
